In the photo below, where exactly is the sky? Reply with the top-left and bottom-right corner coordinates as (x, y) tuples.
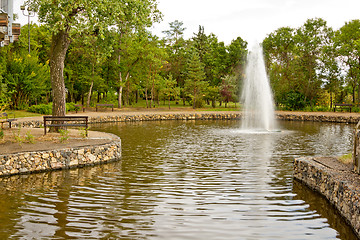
(12, 0), (360, 45)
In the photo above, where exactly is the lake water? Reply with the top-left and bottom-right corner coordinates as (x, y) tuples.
(0, 120), (357, 239)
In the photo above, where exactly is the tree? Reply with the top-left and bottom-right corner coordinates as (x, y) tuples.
(219, 75), (238, 108)
(3, 50), (49, 108)
(0, 49), (8, 108)
(160, 74), (179, 109)
(27, 0), (161, 116)
(162, 20), (188, 105)
(334, 20), (360, 103)
(295, 18), (332, 105)
(184, 48), (208, 109)
(113, 1), (162, 108)
(263, 27), (297, 106)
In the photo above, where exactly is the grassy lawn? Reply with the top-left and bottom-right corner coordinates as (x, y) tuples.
(119, 99), (240, 111)
(1, 110), (42, 119)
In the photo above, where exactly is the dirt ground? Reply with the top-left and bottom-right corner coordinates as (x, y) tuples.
(0, 127), (114, 155)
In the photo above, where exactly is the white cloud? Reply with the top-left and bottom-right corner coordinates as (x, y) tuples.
(11, 0), (360, 45)
(152, 0), (360, 44)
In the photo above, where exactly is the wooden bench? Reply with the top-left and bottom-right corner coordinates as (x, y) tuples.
(74, 104), (85, 113)
(0, 112), (17, 129)
(96, 104), (114, 112)
(43, 116), (88, 136)
(333, 103), (352, 113)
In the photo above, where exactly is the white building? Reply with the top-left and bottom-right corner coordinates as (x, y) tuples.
(0, 0), (20, 46)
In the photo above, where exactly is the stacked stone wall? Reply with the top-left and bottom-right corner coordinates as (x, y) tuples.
(0, 137), (121, 177)
(294, 157), (360, 238)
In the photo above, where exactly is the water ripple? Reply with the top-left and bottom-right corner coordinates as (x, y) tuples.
(0, 120), (356, 239)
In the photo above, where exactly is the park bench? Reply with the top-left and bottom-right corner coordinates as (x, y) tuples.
(0, 112), (17, 129)
(43, 116), (88, 136)
(96, 103), (114, 112)
(74, 104), (85, 113)
(333, 103), (353, 113)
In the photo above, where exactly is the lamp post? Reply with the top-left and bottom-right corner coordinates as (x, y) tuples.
(20, 5), (35, 54)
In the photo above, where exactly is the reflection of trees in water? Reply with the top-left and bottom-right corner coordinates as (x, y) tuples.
(0, 160), (160, 239)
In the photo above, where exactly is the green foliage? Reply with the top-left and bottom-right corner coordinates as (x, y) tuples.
(25, 131), (35, 144)
(338, 153), (353, 165)
(12, 126), (24, 146)
(184, 48), (208, 109)
(78, 127), (88, 139)
(282, 91), (307, 110)
(0, 129), (3, 140)
(28, 104), (52, 115)
(3, 50), (50, 109)
(66, 102), (77, 112)
(59, 129), (69, 143)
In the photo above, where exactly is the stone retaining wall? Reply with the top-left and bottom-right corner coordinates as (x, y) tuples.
(277, 113), (360, 123)
(11, 112), (360, 128)
(294, 157), (360, 238)
(0, 135), (121, 177)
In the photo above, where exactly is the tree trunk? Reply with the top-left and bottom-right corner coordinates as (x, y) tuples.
(87, 81), (94, 108)
(50, 30), (71, 117)
(145, 88), (149, 108)
(118, 85), (123, 108)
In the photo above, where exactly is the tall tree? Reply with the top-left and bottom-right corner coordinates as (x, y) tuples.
(184, 48), (207, 109)
(114, 1), (162, 108)
(162, 20), (187, 104)
(334, 20), (360, 103)
(295, 18), (332, 105)
(26, 0), (161, 116)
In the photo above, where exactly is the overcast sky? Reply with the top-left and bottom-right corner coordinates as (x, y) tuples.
(13, 0), (360, 45)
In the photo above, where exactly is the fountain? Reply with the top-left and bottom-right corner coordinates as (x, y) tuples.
(241, 43), (276, 132)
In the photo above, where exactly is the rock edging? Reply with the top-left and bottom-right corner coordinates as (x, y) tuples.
(12, 112), (360, 129)
(0, 133), (121, 177)
(294, 157), (360, 238)
(277, 113), (360, 123)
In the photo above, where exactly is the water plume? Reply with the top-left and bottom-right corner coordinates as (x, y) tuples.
(241, 43), (276, 132)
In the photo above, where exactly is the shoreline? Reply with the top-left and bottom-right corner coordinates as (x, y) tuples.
(294, 157), (360, 238)
(10, 110), (360, 128)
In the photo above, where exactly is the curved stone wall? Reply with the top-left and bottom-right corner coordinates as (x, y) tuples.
(0, 135), (121, 177)
(294, 157), (360, 238)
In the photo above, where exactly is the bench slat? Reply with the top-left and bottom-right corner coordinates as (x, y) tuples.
(43, 116), (88, 136)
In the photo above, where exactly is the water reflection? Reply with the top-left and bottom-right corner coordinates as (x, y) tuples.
(0, 120), (357, 239)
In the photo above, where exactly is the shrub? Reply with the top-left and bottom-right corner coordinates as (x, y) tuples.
(28, 104), (52, 115)
(66, 102), (77, 112)
(282, 91), (306, 110)
(59, 129), (69, 143)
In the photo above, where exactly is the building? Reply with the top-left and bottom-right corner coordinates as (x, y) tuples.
(0, 0), (20, 46)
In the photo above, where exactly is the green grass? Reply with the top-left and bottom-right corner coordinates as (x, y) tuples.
(1, 110), (42, 119)
(121, 99), (241, 111)
(337, 153), (353, 165)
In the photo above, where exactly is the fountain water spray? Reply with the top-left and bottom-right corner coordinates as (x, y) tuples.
(241, 43), (276, 131)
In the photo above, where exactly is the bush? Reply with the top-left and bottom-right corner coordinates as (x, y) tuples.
(282, 91), (306, 110)
(66, 102), (77, 112)
(28, 104), (52, 115)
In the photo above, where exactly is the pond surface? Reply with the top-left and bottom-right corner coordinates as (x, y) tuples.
(0, 120), (357, 239)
